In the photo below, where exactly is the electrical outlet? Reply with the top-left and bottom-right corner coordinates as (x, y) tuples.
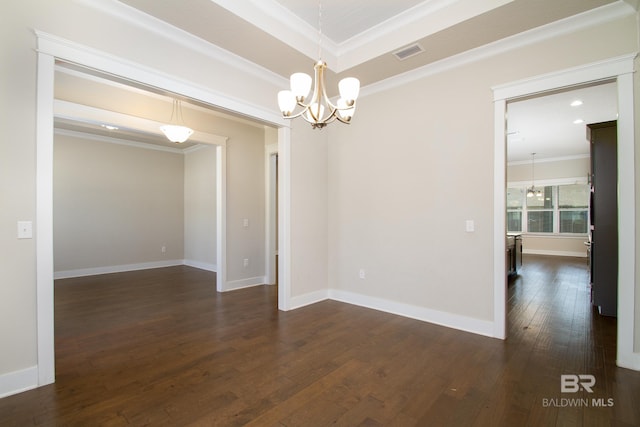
(161, 245), (167, 253)
(243, 258), (249, 268)
(359, 268), (365, 279)
(17, 221), (33, 239)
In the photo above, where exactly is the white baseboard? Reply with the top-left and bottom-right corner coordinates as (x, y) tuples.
(328, 289), (496, 338)
(289, 289), (330, 309)
(0, 366), (38, 399)
(523, 249), (587, 258)
(221, 276), (266, 292)
(617, 352), (640, 371)
(54, 260), (184, 279)
(183, 259), (217, 272)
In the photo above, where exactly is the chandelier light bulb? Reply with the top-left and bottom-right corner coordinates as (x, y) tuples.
(338, 77), (360, 104)
(290, 73), (312, 101)
(278, 90), (297, 116)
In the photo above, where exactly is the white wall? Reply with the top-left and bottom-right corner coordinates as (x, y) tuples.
(184, 145), (217, 271)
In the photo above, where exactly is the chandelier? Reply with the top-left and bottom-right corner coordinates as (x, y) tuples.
(527, 152), (542, 198)
(277, 3), (360, 129)
(160, 99), (193, 143)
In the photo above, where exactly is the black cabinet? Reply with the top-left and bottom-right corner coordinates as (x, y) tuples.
(507, 233), (522, 277)
(588, 121), (618, 317)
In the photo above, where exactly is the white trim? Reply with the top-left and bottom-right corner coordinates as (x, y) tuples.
(493, 54), (635, 101)
(277, 127), (292, 311)
(55, 99), (229, 147)
(362, 3), (635, 99)
(35, 31), (286, 128)
(36, 51), (56, 387)
(522, 249), (587, 258)
(35, 33), (293, 390)
(55, 128), (185, 154)
(184, 259), (217, 272)
(329, 290), (496, 338)
(265, 143), (278, 286)
(615, 71), (639, 370)
(75, 0), (287, 89)
(221, 276), (267, 292)
(493, 98), (507, 340)
(493, 54), (639, 370)
(507, 177), (588, 187)
(54, 260), (184, 280)
(0, 366), (38, 399)
(507, 154), (590, 166)
(289, 289), (330, 310)
(216, 145), (227, 293)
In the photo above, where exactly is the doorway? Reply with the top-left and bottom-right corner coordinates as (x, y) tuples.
(492, 54), (637, 370)
(35, 33), (293, 386)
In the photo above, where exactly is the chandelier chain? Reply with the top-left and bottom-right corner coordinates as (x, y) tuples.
(317, 1), (322, 60)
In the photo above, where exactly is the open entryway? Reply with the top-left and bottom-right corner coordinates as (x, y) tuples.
(492, 54), (637, 370)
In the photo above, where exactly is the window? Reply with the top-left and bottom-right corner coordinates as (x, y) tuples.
(527, 186), (553, 233)
(506, 188), (524, 232)
(558, 184), (589, 233)
(506, 183), (589, 234)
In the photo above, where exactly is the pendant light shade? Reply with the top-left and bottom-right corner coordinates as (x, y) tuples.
(160, 124), (193, 143)
(160, 99), (193, 143)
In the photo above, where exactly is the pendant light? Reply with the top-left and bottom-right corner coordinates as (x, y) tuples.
(527, 153), (542, 198)
(160, 99), (193, 143)
(277, 2), (360, 129)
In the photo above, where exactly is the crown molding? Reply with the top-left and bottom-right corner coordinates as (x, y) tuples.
(54, 99), (229, 146)
(335, 0), (513, 72)
(362, 1), (636, 99)
(210, 0), (339, 70)
(74, 0), (287, 88)
(55, 128), (186, 154)
(507, 154), (590, 166)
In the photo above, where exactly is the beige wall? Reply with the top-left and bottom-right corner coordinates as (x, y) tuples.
(290, 122), (329, 298)
(508, 157), (590, 183)
(226, 127), (267, 283)
(184, 146), (217, 270)
(53, 134), (185, 273)
(328, 14), (638, 325)
(508, 157), (590, 256)
(1, 0), (639, 391)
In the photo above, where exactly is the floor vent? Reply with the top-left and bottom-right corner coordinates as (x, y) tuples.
(393, 43), (424, 61)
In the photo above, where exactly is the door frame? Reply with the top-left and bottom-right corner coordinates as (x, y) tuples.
(492, 54), (639, 370)
(35, 31), (292, 386)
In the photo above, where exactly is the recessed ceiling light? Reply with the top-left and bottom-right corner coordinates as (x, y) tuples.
(101, 124), (118, 130)
(570, 100), (583, 107)
(573, 119), (584, 124)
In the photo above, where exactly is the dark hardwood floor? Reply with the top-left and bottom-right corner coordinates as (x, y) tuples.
(0, 255), (639, 426)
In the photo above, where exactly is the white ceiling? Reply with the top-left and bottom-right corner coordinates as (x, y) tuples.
(507, 82), (618, 163)
(55, 0), (628, 161)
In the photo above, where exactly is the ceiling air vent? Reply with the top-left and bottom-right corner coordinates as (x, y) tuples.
(393, 43), (424, 61)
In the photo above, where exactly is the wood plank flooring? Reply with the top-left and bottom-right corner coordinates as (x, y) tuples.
(0, 255), (639, 426)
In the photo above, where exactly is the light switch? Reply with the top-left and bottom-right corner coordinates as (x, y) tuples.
(465, 220), (475, 232)
(18, 221), (33, 239)
(243, 218), (249, 228)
